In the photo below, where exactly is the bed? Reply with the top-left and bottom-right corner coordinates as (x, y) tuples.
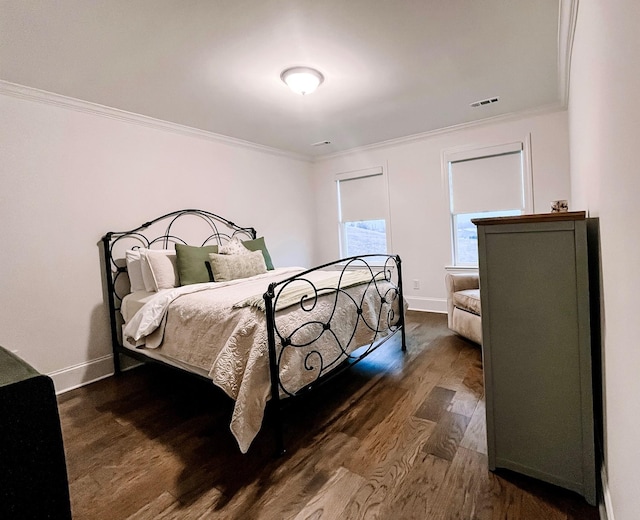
(101, 209), (406, 454)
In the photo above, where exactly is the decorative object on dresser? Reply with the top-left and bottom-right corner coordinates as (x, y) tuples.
(473, 211), (600, 505)
(445, 272), (481, 344)
(101, 209), (406, 455)
(0, 347), (72, 520)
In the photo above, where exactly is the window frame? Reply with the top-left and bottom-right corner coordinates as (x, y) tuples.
(443, 138), (534, 267)
(335, 166), (392, 260)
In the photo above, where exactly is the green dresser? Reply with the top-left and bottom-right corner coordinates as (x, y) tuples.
(0, 347), (72, 519)
(474, 212), (599, 505)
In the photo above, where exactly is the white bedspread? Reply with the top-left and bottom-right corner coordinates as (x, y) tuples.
(123, 267), (400, 453)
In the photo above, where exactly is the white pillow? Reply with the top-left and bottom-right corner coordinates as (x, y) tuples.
(141, 249), (178, 291)
(208, 249), (266, 282)
(219, 236), (250, 256)
(125, 250), (145, 292)
(139, 250), (156, 292)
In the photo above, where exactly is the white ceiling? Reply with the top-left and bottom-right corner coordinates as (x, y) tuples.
(0, 0), (564, 158)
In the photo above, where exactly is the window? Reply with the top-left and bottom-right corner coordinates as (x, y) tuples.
(446, 142), (531, 266)
(452, 209), (520, 264)
(336, 167), (390, 258)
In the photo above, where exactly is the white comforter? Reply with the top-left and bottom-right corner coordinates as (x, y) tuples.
(123, 267), (399, 453)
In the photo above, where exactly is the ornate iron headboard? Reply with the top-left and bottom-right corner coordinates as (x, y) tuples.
(100, 209), (256, 371)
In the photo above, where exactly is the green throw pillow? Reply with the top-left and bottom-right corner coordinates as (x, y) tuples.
(175, 244), (218, 285)
(242, 236), (274, 270)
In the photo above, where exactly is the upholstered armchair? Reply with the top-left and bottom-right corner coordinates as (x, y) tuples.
(445, 272), (482, 345)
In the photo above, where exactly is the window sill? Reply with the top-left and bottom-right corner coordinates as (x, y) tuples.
(444, 265), (478, 272)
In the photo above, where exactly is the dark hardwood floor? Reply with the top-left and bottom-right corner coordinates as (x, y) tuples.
(58, 311), (600, 519)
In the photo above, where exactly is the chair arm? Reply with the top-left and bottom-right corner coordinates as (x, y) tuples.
(445, 272), (479, 294)
(445, 273), (480, 328)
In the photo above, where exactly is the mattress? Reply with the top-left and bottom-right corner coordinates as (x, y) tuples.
(121, 290), (157, 323)
(121, 290), (214, 377)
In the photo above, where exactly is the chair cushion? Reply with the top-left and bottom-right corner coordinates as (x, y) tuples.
(453, 289), (481, 316)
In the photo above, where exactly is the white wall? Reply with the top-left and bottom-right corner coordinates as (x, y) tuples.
(0, 89), (314, 392)
(312, 110), (571, 312)
(569, 2), (640, 519)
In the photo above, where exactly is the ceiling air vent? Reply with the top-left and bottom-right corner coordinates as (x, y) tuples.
(470, 96), (500, 108)
(311, 140), (331, 146)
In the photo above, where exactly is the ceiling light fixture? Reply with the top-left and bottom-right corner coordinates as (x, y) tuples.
(281, 67), (324, 95)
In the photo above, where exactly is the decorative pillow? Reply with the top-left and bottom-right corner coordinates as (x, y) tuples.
(125, 249), (146, 292)
(208, 249), (267, 282)
(143, 249), (178, 291)
(175, 244), (218, 285)
(242, 236), (274, 270)
(219, 236), (251, 256)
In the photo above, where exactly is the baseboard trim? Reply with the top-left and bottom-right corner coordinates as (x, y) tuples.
(48, 355), (114, 395)
(600, 466), (614, 520)
(48, 354), (142, 395)
(406, 296), (447, 313)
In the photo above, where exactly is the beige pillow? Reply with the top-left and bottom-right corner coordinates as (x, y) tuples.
(208, 249), (267, 282)
(218, 236), (250, 256)
(143, 249), (178, 290)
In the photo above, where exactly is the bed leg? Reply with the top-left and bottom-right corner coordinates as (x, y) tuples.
(401, 324), (407, 352)
(272, 404), (286, 457)
(112, 350), (122, 376)
(264, 286), (286, 457)
(396, 254), (407, 353)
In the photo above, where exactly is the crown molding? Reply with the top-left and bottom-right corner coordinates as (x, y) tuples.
(558, 0), (579, 107)
(0, 80), (311, 163)
(3, 2), (575, 170)
(314, 102), (566, 162)
(315, 3), (576, 163)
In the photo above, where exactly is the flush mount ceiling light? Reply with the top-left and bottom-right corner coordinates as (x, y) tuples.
(280, 67), (324, 95)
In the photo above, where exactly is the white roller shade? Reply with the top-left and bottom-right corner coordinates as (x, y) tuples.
(338, 173), (386, 222)
(450, 151), (524, 214)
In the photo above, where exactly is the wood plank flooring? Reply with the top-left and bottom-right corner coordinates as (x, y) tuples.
(57, 311), (599, 519)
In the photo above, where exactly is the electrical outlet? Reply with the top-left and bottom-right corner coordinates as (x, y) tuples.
(413, 279), (420, 290)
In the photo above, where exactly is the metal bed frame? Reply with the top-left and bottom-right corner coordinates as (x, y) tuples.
(101, 209), (406, 454)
